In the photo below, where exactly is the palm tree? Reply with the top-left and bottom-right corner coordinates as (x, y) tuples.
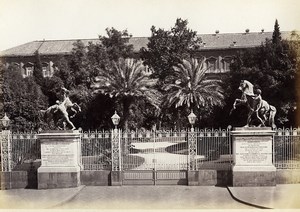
(163, 58), (224, 112)
(92, 58), (161, 129)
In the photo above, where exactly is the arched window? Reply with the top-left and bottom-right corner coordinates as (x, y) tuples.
(10, 62), (24, 76)
(11, 62), (20, 67)
(206, 57), (217, 73)
(23, 62), (34, 77)
(42, 62), (49, 77)
(221, 56), (232, 72)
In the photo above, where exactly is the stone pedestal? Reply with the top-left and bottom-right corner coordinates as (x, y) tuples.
(111, 171), (122, 186)
(232, 127), (276, 186)
(37, 130), (81, 189)
(187, 171), (199, 186)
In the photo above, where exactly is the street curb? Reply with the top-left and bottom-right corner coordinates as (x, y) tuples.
(226, 186), (273, 209)
(48, 185), (86, 209)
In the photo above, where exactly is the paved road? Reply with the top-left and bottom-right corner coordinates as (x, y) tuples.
(54, 186), (253, 209)
(1, 184), (299, 209)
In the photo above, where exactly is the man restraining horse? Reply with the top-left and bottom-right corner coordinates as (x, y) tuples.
(39, 87), (81, 130)
(231, 80), (276, 128)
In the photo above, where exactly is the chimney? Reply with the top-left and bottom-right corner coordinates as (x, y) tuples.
(230, 41), (237, 47)
(245, 29), (250, 34)
(261, 29), (264, 34)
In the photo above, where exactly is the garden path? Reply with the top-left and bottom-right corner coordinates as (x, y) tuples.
(130, 141), (204, 170)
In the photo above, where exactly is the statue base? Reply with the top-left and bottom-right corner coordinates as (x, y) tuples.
(231, 127), (276, 186)
(37, 130), (81, 189)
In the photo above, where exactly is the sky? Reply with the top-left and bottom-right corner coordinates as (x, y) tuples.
(0, 0), (300, 51)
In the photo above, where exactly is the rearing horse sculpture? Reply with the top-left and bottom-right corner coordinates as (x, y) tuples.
(232, 80), (276, 128)
(39, 87), (81, 130)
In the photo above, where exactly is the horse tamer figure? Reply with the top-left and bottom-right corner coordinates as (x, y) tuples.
(39, 87), (81, 130)
(231, 80), (276, 128)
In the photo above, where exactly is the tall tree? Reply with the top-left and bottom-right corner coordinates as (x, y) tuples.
(42, 76), (64, 105)
(69, 40), (90, 88)
(227, 20), (298, 127)
(3, 64), (48, 131)
(92, 58), (161, 129)
(33, 51), (44, 86)
(0, 62), (4, 118)
(99, 27), (134, 61)
(54, 56), (74, 89)
(162, 58), (225, 127)
(141, 18), (201, 83)
(272, 19), (282, 45)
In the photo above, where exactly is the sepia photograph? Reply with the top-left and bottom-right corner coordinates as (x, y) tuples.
(0, 0), (299, 211)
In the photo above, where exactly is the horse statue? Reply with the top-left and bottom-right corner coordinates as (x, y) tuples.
(39, 87), (81, 130)
(231, 80), (276, 128)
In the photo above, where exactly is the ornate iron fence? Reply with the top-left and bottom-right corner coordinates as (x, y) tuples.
(1, 127), (300, 172)
(10, 132), (40, 171)
(110, 128), (233, 171)
(121, 129), (189, 171)
(81, 130), (111, 170)
(274, 128), (300, 169)
(193, 128), (232, 170)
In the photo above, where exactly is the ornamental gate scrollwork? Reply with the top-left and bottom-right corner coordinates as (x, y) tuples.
(188, 130), (197, 171)
(111, 129), (121, 171)
(0, 130), (12, 172)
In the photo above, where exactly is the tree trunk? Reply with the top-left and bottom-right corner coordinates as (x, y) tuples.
(122, 98), (132, 130)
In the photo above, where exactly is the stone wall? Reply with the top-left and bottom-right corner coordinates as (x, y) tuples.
(80, 170), (111, 186)
(1, 169), (300, 189)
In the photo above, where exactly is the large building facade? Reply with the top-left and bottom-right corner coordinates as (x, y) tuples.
(0, 30), (293, 77)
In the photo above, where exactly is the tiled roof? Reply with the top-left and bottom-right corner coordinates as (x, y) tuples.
(0, 31), (294, 57)
(200, 32), (272, 49)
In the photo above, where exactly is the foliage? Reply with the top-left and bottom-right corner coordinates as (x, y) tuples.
(51, 28), (136, 130)
(41, 76), (64, 105)
(53, 57), (74, 89)
(161, 58), (225, 128)
(288, 30), (300, 126)
(272, 19), (281, 44)
(68, 40), (91, 88)
(2, 65), (48, 131)
(99, 27), (134, 61)
(92, 58), (161, 129)
(33, 51), (44, 87)
(55, 40), (100, 89)
(227, 20), (298, 127)
(0, 62), (4, 118)
(163, 58), (225, 109)
(141, 18), (201, 83)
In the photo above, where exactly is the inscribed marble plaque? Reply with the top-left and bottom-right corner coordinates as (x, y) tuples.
(41, 141), (74, 166)
(235, 136), (272, 166)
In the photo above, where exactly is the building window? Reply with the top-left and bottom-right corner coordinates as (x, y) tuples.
(41, 62), (50, 77)
(221, 57), (232, 72)
(42, 66), (48, 77)
(11, 62), (20, 68)
(206, 57), (217, 73)
(25, 67), (33, 77)
(23, 62), (34, 77)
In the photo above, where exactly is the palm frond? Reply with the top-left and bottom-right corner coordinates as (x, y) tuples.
(92, 58), (161, 108)
(163, 58), (225, 109)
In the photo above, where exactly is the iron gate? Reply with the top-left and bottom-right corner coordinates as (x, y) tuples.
(121, 130), (188, 185)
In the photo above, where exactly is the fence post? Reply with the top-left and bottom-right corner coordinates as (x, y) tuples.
(0, 129), (12, 172)
(78, 129), (83, 170)
(0, 129), (12, 190)
(111, 128), (122, 185)
(188, 127), (198, 185)
(188, 128), (197, 171)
